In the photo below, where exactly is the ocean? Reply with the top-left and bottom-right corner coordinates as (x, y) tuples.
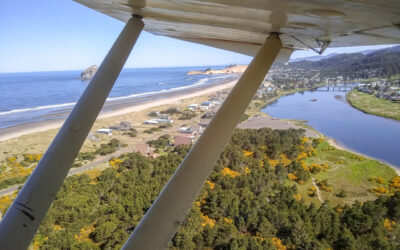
(0, 66), (234, 130)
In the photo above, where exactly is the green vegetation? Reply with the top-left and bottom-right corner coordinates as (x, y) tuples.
(178, 111), (197, 120)
(1, 128), (397, 249)
(161, 108), (181, 114)
(158, 123), (172, 129)
(123, 128), (138, 137)
(347, 90), (400, 121)
(95, 139), (123, 156)
(143, 127), (162, 134)
(147, 134), (171, 150)
(0, 154), (41, 189)
(296, 140), (398, 206)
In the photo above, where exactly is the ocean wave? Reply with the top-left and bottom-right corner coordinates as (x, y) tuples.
(0, 102), (76, 116)
(0, 75), (231, 116)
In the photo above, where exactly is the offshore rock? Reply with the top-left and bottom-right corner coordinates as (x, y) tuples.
(80, 65), (98, 80)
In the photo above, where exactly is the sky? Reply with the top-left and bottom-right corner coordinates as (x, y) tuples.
(0, 0), (397, 73)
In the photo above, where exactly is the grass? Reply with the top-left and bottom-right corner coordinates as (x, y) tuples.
(295, 140), (398, 206)
(347, 90), (400, 121)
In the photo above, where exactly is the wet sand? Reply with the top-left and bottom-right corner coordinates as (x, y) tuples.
(0, 78), (237, 141)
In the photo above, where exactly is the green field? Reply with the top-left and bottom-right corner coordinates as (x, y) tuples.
(295, 140), (398, 206)
(347, 90), (400, 121)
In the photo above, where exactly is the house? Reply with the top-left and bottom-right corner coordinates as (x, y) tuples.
(199, 101), (214, 110)
(159, 114), (169, 120)
(178, 126), (198, 137)
(178, 126), (193, 133)
(109, 121), (132, 131)
(133, 144), (156, 157)
(188, 104), (198, 111)
(144, 118), (173, 124)
(174, 136), (193, 146)
(144, 119), (159, 125)
(96, 128), (112, 135)
(157, 118), (173, 124)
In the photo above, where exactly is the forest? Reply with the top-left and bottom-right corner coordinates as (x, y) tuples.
(289, 45), (400, 79)
(14, 128), (399, 249)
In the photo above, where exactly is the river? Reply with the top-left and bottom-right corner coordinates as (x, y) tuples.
(262, 84), (400, 168)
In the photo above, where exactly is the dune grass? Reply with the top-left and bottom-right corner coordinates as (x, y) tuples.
(296, 140), (398, 206)
(347, 90), (400, 121)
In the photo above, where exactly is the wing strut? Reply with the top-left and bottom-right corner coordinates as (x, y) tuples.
(123, 33), (282, 250)
(0, 16), (144, 249)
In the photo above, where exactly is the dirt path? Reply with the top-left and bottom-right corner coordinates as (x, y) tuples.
(312, 177), (324, 203)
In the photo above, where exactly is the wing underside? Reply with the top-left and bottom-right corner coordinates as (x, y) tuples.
(73, 0), (400, 57)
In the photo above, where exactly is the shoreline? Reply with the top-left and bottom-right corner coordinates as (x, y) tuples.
(1, 78), (398, 176)
(346, 90), (400, 122)
(0, 78), (238, 141)
(326, 137), (400, 175)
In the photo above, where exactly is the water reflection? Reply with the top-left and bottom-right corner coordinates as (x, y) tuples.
(263, 83), (400, 168)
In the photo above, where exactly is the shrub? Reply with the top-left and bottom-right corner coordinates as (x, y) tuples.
(178, 111), (197, 120)
(144, 127), (161, 134)
(95, 139), (121, 155)
(336, 190), (347, 198)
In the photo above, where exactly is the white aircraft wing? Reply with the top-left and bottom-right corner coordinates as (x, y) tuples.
(74, 0), (400, 57)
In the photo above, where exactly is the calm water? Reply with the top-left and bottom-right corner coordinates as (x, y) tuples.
(263, 84), (400, 168)
(0, 66), (232, 129)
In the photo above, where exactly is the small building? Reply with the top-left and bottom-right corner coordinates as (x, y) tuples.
(133, 144), (156, 157)
(188, 104), (198, 111)
(96, 128), (112, 136)
(178, 126), (193, 133)
(157, 118), (173, 124)
(144, 119), (159, 125)
(159, 114), (169, 120)
(174, 136), (193, 146)
(109, 121), (132, 131)
(199, 101), (214, 110)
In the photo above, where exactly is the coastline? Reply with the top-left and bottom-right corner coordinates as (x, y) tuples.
(0, 78), (237, 141)
(326, 137), (400, 175)
(1, 77), (398, 176)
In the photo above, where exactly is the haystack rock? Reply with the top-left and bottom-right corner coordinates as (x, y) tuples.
(187, 64), (247, 75)
(80, 65), (98, 80)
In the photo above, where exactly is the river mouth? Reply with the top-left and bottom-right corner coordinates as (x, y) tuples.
(262, 83), (400, 168)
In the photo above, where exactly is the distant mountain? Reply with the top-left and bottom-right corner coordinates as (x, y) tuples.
(290, 53), (339, 62)
(289, 47), (385, 63)
(288, 45), (400, 79)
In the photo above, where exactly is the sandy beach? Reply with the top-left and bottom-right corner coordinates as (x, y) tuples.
(326, 137), (400, 175)
(0, 78), (237, 142)
(0, 76), (398, 177)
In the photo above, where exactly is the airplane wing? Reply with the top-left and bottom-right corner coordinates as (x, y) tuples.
(74, 0), (400, 58)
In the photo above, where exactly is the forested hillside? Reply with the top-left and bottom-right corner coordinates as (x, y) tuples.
(289, 45), (400, 79)
(23, 128), (400, 249)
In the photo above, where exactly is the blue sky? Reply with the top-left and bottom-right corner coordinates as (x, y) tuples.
(0, 0), (397, 73)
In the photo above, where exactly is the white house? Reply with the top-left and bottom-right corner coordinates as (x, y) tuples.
(96, 128), (112, 136)
(199, 101), (214, 110)
(188, 104), (198, 111)
(144, 119), (159, 125)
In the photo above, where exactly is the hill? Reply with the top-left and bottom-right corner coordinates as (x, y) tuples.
(288, 45), (400, 79)
(19, 128), (400, 249)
